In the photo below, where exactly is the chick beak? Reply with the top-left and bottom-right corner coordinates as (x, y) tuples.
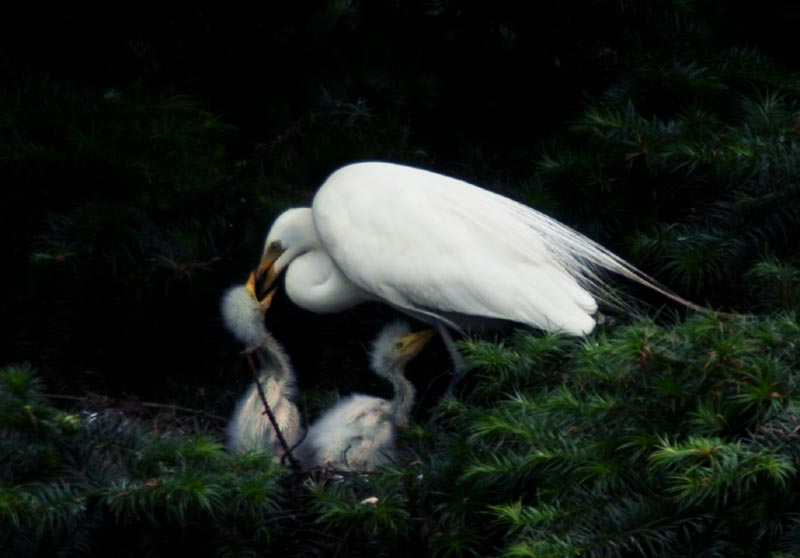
(246, 271), (278, 310)
(252, 253), (279, 301)
(403, 329), (436, 357)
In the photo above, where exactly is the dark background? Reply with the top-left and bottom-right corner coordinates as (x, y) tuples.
(6, 2), (800, 160)
(2, 0), (799, 412)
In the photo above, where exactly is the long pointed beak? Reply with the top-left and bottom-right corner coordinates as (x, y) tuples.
(251, 253), (280, 301)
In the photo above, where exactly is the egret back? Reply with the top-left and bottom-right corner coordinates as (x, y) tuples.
(312, 162), (598, 334)
(313, 162), (699, 334)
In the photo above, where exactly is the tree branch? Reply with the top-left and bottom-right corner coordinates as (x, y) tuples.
(243, 351), (303, 473)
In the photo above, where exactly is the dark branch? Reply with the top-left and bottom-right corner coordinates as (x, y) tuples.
(243, 351), (303, 473)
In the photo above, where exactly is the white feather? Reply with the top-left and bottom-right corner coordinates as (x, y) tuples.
(221, 285), (303, 456)
(307, 162), (697, 334)
(311, 163), (598, 334)
(220, 285), (269, 347)
(295, 321), (420, 471)
(257, 162), (701, 387)
(295, 394), (395, 471)
(227, 375), (302, 455)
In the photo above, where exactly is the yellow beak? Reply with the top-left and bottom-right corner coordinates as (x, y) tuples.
(252, 252), (280, 301)
(246, 271), (277, 310)
(401, 329), (436, 358)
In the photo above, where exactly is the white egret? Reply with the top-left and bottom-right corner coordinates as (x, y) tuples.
(295, 321), (433, 471)
(221, 279), (303, 456)
(251, 161), (699, 380)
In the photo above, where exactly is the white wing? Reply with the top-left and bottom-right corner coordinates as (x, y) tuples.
(312, 162), (610, 335)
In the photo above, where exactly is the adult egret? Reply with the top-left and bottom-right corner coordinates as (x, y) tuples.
(221, 279), (302, 456)
(295, 321), (433, 471)
(251, 162), (698, 379)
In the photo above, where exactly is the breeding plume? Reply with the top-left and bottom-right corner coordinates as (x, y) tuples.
(221, 280), (302, 456)
(296, 321), (433, 471)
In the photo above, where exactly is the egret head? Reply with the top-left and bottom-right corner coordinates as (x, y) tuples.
(252, 208), (317, 300)
(369, 321), (435, 378)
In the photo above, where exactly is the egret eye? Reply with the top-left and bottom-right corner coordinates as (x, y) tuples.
(268, 240), (283, 253)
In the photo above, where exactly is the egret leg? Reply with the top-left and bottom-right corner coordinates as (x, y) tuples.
(435, 321), (466, 392)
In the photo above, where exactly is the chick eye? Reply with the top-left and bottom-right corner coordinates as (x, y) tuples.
(394, 341), (404, 350)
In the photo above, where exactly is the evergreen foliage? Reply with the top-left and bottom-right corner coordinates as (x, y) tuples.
(0, 363), (287, 557)
(533, 47), (800, 310)
(253, 315), (798, 558)
(443, 313), (800, 557)
(4, 311), (798, 556)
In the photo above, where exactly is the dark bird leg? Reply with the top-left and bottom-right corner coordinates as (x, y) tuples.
(435, 321), (466, 392)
